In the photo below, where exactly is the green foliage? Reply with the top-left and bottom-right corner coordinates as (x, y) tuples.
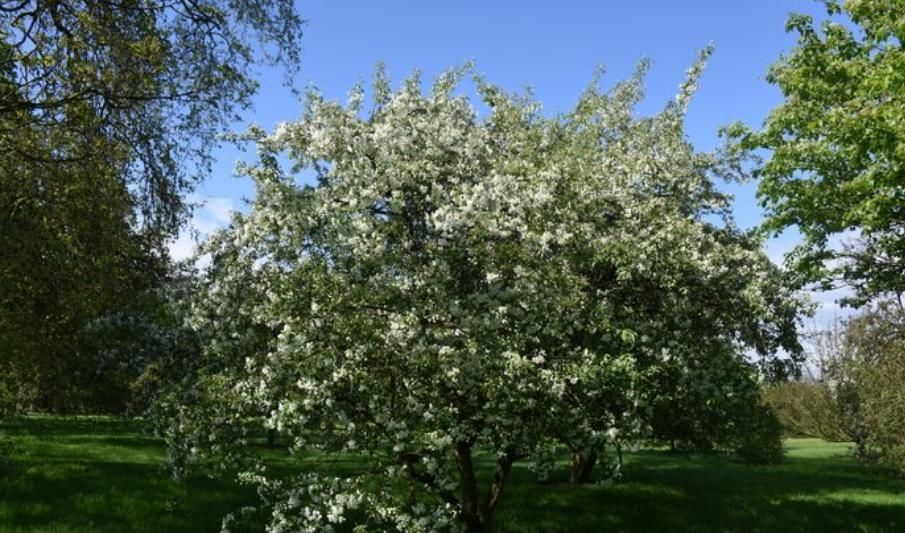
(802, 303), (905, 475)
(842, 302), (905, 475)
(0, 378), (21, 418)
(763, 381), (849, 441)
(648, 353), (783, 464)
(728, 0), (905, 305)
(0, 92), (166, 411)
(1, 0), (304, 234)
(733, 403), (784, 465)
(0, 0), (304, 414)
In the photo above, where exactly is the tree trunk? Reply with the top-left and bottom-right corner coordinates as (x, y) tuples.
(455, 442), (484, 533)
(455, 442), (516, 533)
(570, 449), (598, 484)
(267, 428), (276, 448)
(482, 450), (514, 531)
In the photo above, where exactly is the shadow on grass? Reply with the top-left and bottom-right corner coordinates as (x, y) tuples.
(2, 415), (144, 437)
(0, 459), (254, 532)
(2, 418), (904, 532)
(495, 448), (905, 532)
(0, 416), (253, 533)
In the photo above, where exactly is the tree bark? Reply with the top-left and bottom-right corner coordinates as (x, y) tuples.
(455, 442), (484, 533)
(482, 450), (515, 531)
(570, 449), (598, 484)
(455, 442), (516, 533)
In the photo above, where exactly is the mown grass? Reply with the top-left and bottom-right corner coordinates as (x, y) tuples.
(1, 416), (904, 532)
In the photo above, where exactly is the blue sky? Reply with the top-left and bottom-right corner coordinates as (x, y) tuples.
(174, 0), (849, 321)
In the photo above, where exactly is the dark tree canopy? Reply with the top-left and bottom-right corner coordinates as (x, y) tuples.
(0, 0), (303, 412)
(1, 0), (303, 235)
(729, 0), (905, 306)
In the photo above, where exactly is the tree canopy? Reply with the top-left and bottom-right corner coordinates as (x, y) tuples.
(729, 0), (905, 306)
(1, 0), (302, 235)
(166, 58), (803, 532)
(0, 0), (303, 412)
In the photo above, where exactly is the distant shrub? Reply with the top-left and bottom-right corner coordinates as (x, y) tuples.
(763, 381), (847, 441)
(734, 403), (784, 465)
(649, 354), (786, 466)
(0, 382), (16, 418)
(0, 439), (18, 478)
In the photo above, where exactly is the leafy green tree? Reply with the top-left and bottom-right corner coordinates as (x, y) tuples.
(649, 352), (783, 463)
(0, 64), (159, 410)
(728, 0), (905, 306)
(786, 304), (905, 474)
(763, 381), (849, 441)
(0, 1), (303, 411)
(1, 0), (303, 234)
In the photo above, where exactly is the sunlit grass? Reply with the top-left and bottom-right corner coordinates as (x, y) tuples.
(1, 417), (904, 532)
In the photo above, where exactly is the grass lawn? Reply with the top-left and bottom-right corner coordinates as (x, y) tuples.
(1, 416), (904, 532)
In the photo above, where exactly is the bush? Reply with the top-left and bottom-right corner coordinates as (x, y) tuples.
(0, 438), (18, 478)
(734, 403), (784, 465)
(649, 354), (786, 464)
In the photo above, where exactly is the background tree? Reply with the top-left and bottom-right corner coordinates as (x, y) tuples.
(728, 0), (905, 306)
(0, 0), (303, 412)
(0, 62), (161, 410)
(833, 303), (905, 474)
(763, 380), (849, 442)
(762, 320), (862, 444)
(766, 307), (905, 476)
(1, 0), (303, 234)
(728, 0), (905, 478)
(649, 352), (783, 461)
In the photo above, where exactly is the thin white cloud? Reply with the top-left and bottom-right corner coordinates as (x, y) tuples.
(168, 195), (236, 262)
(808, 285), (855, 326)
(765, 241), (792, 267)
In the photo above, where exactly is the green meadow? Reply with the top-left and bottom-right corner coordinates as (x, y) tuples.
(1, 416), (903, 532)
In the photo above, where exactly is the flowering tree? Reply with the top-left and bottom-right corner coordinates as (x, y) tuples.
(170, 53), (802, 532)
